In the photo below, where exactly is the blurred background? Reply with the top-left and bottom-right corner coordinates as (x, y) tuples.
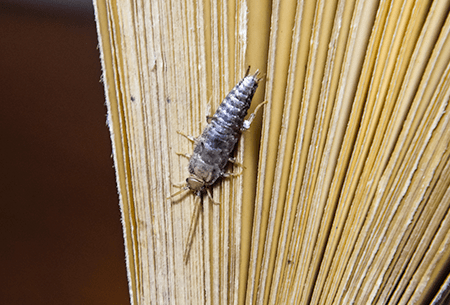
(0, 1), (130, 304)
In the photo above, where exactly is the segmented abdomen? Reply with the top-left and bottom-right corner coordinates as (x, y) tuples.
(188, 71), (260, 186)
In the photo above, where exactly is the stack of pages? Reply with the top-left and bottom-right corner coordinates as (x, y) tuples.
(94, 0), (450, 303)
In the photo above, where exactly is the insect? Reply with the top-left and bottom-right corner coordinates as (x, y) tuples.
(168, 68), (266, 263)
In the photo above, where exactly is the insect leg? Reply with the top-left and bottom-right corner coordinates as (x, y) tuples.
(176, 152), (192, 159)
(167, 187), (189, 200)
(206, 95), (214, 123)
(228, 157), (238, 163)
(223, 171), (243, 178)
(228, 157), (245, 168)
(206, 188), (220, 205)
(241, 101), (268, 130)
(177, 130), (196, 143)
(183, 195), (202, 263)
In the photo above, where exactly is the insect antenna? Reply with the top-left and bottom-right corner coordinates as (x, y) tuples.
(183, 195), (202, 263)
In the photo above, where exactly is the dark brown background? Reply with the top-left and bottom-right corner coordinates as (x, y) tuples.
(0, 2), (130, 304)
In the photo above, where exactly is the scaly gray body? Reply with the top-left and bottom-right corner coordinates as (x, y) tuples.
(187, 70), (260, 191)
(169, 69), (262, 263)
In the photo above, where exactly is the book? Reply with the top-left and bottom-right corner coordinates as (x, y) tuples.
(94, 0), (450, 303)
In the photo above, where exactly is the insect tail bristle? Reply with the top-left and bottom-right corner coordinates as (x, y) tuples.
(244, 67), (263, 82)
(245, 66), (251, 76)
(253, 69), (265, 82)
